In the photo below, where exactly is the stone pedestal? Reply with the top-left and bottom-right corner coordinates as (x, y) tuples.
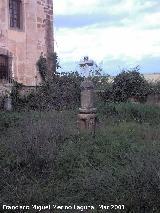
(4, 95), (12, 111)
(78, 78), (97, 135)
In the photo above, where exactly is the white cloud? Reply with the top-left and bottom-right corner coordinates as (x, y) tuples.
(55, 0), (159, 16)
(143, 12), (160, 28)
(106, 0), (158, 15)
(54, 0), (160, 73)
(55, 25), (160, 63)
(55, 0), (99, 15)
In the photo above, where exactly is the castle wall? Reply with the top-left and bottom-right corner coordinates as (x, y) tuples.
(0, 0), (54, 86)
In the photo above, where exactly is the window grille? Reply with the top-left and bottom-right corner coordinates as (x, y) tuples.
(0, 55), (9, 81)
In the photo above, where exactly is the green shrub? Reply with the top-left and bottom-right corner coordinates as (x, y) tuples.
(149, 81), (160, 94)
(34, 72), (83, 110)
(10, 72), (83, 111)
(112, 67), (149, 102)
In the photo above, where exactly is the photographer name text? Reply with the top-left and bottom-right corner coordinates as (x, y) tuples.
(2, 204), (125, 211)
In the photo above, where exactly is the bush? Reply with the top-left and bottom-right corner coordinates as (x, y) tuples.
(112, 67), (149, 102)
(149, 81), (160, 95)
(10, 72), (83, 111)
(35, 72), (83, 110)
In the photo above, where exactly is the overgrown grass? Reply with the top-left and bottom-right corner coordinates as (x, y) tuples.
(0, 103), (160, 212)
(97, 102), (160, 125)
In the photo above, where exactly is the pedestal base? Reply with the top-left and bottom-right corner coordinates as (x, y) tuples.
(78, 113), (96, 135)
(4, 96), (12, 111)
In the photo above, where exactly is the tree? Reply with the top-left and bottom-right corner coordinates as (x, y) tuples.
(112, 66), (149, 102)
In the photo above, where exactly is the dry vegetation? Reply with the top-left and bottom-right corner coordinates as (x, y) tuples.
(0, 103), (160, 212)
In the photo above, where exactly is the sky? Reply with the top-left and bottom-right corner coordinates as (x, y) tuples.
(54, 0), (160, 76)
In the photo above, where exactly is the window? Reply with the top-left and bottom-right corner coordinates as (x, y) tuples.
(9, 0), (21, 29)
(0, 55), (9, 81)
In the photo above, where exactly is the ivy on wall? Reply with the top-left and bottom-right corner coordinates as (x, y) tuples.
(36, 52), (61, 81)
(36, 53), (48, 81)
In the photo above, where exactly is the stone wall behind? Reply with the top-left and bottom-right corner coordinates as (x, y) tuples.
(0, 0), (54, 86)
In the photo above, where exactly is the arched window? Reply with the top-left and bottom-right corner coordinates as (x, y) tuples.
(9, 0), (22, 29)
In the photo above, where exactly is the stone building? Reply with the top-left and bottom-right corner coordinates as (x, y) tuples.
(0, 0), (54, 86)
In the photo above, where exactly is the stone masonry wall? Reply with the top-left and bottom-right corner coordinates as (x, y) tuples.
(0, 0), (54, 86)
